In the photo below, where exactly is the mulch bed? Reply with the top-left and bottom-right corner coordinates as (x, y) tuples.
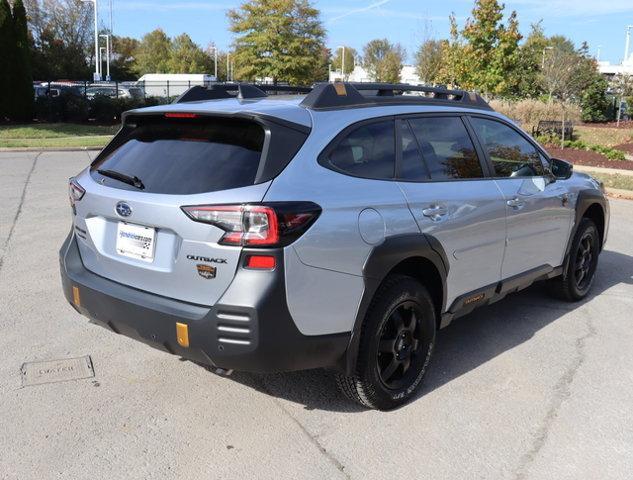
(614, 143), (633, 155)
(545, 146), (633, 171)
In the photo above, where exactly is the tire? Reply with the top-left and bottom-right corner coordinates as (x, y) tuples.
(337, 275), (436, 410)
(549, 218), (600, 302)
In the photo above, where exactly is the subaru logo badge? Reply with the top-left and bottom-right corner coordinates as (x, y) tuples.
(115, 202), (132, 218)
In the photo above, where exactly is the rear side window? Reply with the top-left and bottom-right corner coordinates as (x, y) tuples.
(326, 120), (395, 180)
(91, 118), (265, 195)
(406, 117), (484, 180)
(470, 117), (544, 178)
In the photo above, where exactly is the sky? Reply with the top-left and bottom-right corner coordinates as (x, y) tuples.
(104, 0), (633, 65)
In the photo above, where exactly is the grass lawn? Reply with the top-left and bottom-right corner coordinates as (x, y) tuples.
(0, 123), (118, 148)
(575, 125), (633, 148)
(588, 172), (633, 191)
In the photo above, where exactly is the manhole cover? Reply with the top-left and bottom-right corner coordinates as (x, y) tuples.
(21, 356), (95, 387)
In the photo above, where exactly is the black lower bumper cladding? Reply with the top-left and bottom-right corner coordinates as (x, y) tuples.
(59, 232), (349, 373)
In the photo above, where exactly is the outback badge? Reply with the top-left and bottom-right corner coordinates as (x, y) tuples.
(196, 264), (217, 280)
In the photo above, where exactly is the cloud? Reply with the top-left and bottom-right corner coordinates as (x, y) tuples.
(327, 0), (393, 23)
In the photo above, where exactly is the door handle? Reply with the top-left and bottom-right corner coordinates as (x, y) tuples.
(506, 197), (525, 210)
(422, 204), (448, 221)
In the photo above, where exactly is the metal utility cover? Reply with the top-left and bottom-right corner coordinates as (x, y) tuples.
(21, 356), (95, 387)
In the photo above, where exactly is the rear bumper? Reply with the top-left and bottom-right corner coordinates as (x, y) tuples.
(59, 232), (349, 373)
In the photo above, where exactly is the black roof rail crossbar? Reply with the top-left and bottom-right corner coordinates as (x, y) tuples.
(300, 82), (492, 111)
(175, 83), (312, 103)
(175, 84), (267, 103)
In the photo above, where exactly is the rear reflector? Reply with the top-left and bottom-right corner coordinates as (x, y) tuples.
(176, 322), (190, 348)
(246, 255), (276, 270)
(164, 112), (198, 119)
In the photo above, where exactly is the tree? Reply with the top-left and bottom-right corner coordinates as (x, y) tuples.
(228, 0), (326, 84)
(414, 39), (444, 84)
(134, 29), (172, 74)
(331, 46), (356, 78)
(110, 36), (140, 79)
(581, 76), (609, 122)
(11, 0), (34, 121)
(440, 0), (523, 95)
(363, 39), (404, 82)
(168, 34), (213, 74)
(0, 0), (14, 120)
(25, 0), (94, 80)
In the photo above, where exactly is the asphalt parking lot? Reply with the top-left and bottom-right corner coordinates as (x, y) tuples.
(1, 150), (632, 480)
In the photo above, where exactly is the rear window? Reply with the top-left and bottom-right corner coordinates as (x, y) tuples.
(91, 118), (265, 195)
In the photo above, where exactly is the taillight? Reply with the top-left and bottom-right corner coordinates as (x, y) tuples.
(181, 202), (321, 247)
(68, 178), (85, 207)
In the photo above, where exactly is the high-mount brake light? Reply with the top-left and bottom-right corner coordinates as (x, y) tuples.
(164, 112), (199, 119)
(181, 203), (321, 248)
(68, 178), (85, 207)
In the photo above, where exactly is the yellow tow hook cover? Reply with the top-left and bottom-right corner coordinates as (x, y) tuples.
(72, 286), (81, 307)
(176, 322), (189, 348)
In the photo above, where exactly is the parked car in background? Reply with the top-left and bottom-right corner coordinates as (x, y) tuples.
(34, 83), (83, 100)
(85, 85), (144, 100)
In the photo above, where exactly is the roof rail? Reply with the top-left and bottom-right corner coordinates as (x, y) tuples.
(299, 82), (492, 111)
(175, 83), (312, 104)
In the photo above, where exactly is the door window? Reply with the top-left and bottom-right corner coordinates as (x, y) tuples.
(326, 120), (395, 180)
(470, 117), (544, 178)
(406, 117), (484, 180)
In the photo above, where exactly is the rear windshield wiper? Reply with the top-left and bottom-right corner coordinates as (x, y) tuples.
(97, 169), (145, 190)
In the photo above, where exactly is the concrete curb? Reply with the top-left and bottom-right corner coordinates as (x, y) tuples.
(0, 147), (103, 153)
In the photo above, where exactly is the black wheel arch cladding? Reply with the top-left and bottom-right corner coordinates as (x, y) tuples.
(343, 233), (448, 375)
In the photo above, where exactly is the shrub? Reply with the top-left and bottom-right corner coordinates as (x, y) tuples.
(489, 99), (582, 132)
(580, 77), (609, 123)
(536, 135), (626, 161)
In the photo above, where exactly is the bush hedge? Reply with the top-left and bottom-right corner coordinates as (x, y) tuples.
(34, 94), (169, 124)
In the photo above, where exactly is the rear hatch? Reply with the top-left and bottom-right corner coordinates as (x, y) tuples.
(72, 113), (307, 306)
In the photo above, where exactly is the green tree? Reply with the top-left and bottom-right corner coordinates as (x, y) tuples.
(0, 0), (14, 120)
(363, 39), (404, 82)
(134, 29), (172, 74)
(26, 0), (93, 80)
(168, 34), (213, 74)
(581, 75), (609, 122)
(11, 0), (34, 121)
(110, 36), (140, 79)
(441, 0), (523, 95)
(331, 46), (356, 78)
(414, 39), (444, 84)
(228, 0), (326, 84)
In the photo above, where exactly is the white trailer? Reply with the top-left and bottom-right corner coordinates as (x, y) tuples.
(136, 74), (217, 98)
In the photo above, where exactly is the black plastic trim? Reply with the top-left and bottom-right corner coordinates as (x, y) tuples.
(343, 233), (448, 375)
(59, 232), (349, 373)
(441, 264), (561, 327)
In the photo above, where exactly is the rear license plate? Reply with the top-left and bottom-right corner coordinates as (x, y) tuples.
(116, 222), (156, 262)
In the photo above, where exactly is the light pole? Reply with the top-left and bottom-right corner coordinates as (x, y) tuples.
(336, 45), (345, 80)
(625, 25), (633, 64)
(82, 0), (99, 81)
(99, 34), (110, 81)
(226, 53), (231, 81)
(208, 46), (218, 80)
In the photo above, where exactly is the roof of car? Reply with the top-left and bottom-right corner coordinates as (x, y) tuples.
(124, 83), (500, 130)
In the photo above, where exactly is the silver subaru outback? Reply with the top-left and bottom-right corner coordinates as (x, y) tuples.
(60, 82), (609, 410)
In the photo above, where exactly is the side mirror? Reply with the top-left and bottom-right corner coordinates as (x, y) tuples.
(550, 158), (573, 180)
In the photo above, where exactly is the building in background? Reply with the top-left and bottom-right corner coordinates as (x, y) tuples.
(329, 65), (421, 84)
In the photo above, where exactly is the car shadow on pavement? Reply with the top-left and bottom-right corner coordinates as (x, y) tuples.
(225, 249), (633, 413)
